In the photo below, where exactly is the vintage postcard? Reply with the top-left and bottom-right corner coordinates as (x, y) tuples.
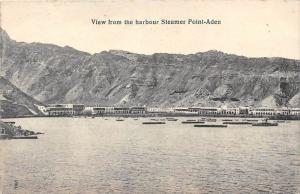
(0, 0), (299, 193)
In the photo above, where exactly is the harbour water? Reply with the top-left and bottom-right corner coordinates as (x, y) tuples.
(0, 117), (299, 193)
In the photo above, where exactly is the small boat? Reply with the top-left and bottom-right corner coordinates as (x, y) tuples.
(222, 121), (252, 125)
(275, 120), (285, 123)
(166, 118), (178, 121)
(222, 119), (233, 121)
(186, 119), (196, 121)
(206, 118), (217, 122)
(133, 118), (139, 120)
(4, 121), (16, 125)
(194, 124), (227, 128)
(150, 118), (159, 121)
(91, 116), (95, 119)
(11, 136), (38, 139)
(181, 121), (205, 124)
(116, 118), (125, 121)
(142, 121), (166, 124)
(252, 122), (278, 126)
(246, 119), (259, 122)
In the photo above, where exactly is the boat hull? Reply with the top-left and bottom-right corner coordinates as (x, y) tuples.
(142, 122), (166, 124)
(194, 124), (227, 128)
(182, 121), (205, 124)
(223, 122), (252, 125)
(11, 136), (38, 139)
(252, 123), (278, 126)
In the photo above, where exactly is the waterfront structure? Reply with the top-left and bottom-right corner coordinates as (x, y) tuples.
(251, 108), (277, 116)
(238, 106), (250, 115)
(73, 104), (85, 115)
(88, 106), (147, 115)
(37, 104), (300, 119)
(174, 107), (191, 113)
(105, 107), (115, 114)
(85, 106), (114, 115)
(45, 104), (85, 116)
(182, 106), (300, 118)
(37, 105), (48, 115)
(147, 107), (173, 113)
(188, 107), (220, 115)
(113, 107), (130, 114)
(250, 107), (300, 117)
(221, 107), (238, 115)
(146, 107), (172, 116)
(130, 107), (147, 114)
(92, 107), (106, 115)
(290, 108), (300, 116)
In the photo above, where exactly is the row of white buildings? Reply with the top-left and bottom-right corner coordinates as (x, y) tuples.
(37, 104), (300, 118)
(174, 107), (300, 117)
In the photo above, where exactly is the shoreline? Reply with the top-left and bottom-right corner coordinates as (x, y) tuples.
(2, 114), (300, 121)
(0, 120), (43, 140)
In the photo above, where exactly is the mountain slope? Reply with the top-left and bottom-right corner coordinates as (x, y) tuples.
(0, 76), (44, 117)
(1, 28), (299, 107)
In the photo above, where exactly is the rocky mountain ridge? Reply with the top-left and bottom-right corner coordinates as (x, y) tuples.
(1, 28), (299, 108)
(0, 76), (43, 117)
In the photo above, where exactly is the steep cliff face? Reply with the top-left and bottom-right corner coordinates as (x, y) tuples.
(1, 29), (299, 107)
(0, 77), (44, 117)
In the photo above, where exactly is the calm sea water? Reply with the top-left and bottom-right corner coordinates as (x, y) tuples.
(0, 117), (299, 194)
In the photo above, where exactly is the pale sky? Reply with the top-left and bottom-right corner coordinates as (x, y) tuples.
(1, 0), (300, 59)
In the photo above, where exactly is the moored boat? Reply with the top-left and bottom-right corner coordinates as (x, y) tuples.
(222, 119), (233, 121)
(181, 121), (205, 124)
(246, 119), (259, 122)
(194, 124), (227, 128)
(116, 118), (125, 121)
(252, 122), (278, 126)
(206, 118), (217, 122)
(166, 118), (178, 121)
(11, 136), (38, 139)
(275, 120), (285, 123)
(222, 121), (252, 125)
(142, 121), (166, 124)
